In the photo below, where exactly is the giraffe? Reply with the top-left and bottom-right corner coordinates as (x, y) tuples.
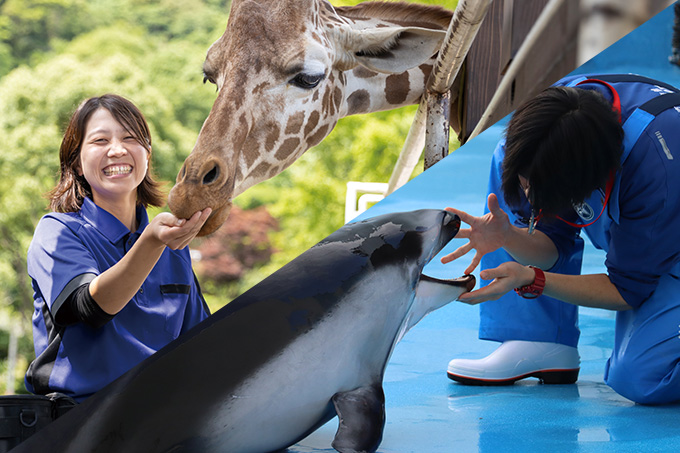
(168, 0), (457, 236)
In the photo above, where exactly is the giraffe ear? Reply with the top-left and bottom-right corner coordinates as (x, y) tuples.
(335, 27), (446, 73)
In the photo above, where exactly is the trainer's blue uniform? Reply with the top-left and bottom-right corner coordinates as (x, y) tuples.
(25, 197), (210, 401)
(480, 74), (680, 404)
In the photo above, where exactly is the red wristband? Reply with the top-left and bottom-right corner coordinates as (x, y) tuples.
(514, 266), (545, 299)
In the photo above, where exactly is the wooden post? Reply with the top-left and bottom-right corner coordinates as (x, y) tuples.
(460, 0), (579, 142)
(469, 0), (567, 140)
(423, 0), (493, 170)
(424, 91), (451, 169)
(387, 0), (493, 193)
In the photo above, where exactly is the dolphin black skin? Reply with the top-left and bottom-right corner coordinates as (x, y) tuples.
(14, 209), (475, 453)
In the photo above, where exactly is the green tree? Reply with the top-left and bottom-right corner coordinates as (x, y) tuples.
(0, 17), (221, 390)
(0, 0), (458, 392)
(0, 0), (89, 63)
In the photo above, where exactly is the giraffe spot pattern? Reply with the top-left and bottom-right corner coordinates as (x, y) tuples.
(285, 111), (305, 135)
(174, 0), (454, 219)
(322, 86), (332, 116)
(305, 111), (320, 136)
(243, 134), (262, 169)
(275, 137), (301, 161)
(419, 63), (433, 80)
(264, 123), (281, 152)
(347, 89), (370, 114)
(385, 72), (410, 105)
(231, 113), (249, 154)
(353, 66), (378, 79)
(307, 123), (330, 148)
(251, 161), (271, 180)
(333, 86), (342, 113)
(252, 82), (268, 95)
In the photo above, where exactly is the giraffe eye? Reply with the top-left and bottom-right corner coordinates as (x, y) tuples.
(202, 71), (219, 92)
(202, 72), (216, 85)
(289, 73), (325, 89)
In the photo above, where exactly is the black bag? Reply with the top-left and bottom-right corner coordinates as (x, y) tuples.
(0, 393), (76, 452)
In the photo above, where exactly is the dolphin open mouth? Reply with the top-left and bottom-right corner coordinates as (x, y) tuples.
(420, 274), (476, 293)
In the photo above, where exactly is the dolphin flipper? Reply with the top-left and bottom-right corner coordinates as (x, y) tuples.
(331, 384), (386, 453)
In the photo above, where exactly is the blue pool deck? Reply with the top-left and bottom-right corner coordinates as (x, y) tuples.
(293, 5), (680, 452)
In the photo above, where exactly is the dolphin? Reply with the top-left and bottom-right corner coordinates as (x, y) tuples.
(14, 209), (475, 453)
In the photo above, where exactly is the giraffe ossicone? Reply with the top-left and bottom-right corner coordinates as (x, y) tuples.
(168, 0), (456, 236)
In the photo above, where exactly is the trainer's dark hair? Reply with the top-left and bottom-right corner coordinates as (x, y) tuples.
(48, 94), (165, 213)
(501, 86), (623, 215)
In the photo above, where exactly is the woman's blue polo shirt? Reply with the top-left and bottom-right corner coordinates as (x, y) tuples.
(25, 197), (210, 401)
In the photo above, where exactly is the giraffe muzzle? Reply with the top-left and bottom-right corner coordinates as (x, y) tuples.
(168, 157), (233, 236)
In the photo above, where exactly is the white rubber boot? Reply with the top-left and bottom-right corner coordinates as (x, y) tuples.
(447, 340), (580, 385)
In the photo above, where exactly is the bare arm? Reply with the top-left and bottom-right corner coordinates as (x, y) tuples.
(89, 209), (211, 315)
(440, 193), (630, 310)
(457, 261), (631, 311)
(546, 272), (630, 310)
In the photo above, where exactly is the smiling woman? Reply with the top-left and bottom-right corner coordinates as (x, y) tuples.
(78, 108), (151, 229)
(24, 95), (213, 402)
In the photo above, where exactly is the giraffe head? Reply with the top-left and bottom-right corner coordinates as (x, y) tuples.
(168, 0), (451, 235)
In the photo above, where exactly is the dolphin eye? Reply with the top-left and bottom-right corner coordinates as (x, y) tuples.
(289, 73), (325, 89)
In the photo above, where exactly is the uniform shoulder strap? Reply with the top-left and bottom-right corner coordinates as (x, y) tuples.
(638, 92), (680, 115)
(564, 74), (680, 93)
(622, 92), (680, 159)
(593, 74), (679, 93)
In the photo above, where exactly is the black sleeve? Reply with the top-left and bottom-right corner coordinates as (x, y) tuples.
(55, 283), (114, 329)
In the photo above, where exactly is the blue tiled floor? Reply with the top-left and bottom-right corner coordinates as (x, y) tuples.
(293, 5), (680, 451)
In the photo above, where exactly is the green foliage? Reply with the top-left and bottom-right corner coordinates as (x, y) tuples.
(0, 0), (229, 393)
(0, 0), (90, 70)
(0, 0), (458, 393)
(0, 0), (230, 72)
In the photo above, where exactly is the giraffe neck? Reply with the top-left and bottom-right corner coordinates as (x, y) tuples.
(341, 63), (435, 116)
(169, 0), (454, 235)
(331, 1), (452, 114)
(236, 1), (452, 192)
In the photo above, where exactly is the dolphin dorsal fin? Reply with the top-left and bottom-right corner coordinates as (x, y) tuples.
(331, 384), (385, 453)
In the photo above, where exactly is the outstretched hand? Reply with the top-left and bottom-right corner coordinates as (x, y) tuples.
(148, 208), (213, 250)
(440, 193), (511, 275)
(456, 261), (535, 304)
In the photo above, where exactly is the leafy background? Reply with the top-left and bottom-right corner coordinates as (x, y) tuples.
(0, 0), (459, 394)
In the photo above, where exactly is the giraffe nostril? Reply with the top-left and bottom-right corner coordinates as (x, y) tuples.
(202, 165), (219, 185)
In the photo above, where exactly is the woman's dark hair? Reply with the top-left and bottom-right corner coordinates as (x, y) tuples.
(501, 86), (623, 215)
(48, 94), (165, 213)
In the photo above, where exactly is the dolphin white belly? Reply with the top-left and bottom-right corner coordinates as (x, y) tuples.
(12, 209), (474, 453)
(203, 267), (416, 452)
